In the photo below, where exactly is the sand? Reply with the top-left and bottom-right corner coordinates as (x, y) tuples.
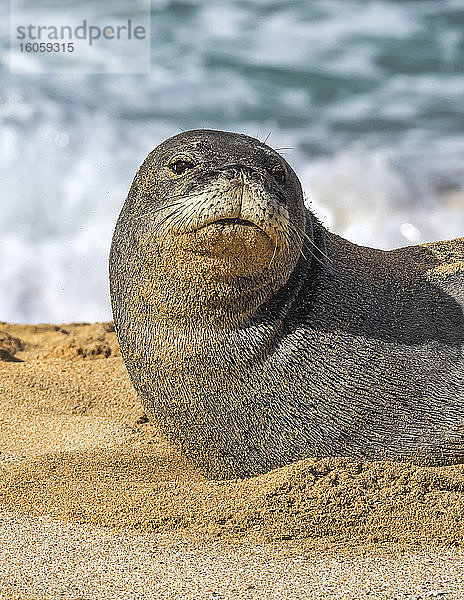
(1, 321), (464, 598)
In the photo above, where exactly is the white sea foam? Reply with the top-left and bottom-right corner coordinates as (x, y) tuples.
(302, 147), (464, 250)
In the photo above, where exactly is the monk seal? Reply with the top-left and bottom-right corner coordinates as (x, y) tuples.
(110, 129), (464, 478)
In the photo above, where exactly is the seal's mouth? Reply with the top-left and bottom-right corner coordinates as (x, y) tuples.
(190, 217), (263, 234)
(213, 218), (256, 227)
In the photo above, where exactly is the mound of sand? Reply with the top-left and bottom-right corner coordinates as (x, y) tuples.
(1, 321), (464, 555)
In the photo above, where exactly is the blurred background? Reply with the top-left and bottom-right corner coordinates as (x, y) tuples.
(1, 0), (463, 323)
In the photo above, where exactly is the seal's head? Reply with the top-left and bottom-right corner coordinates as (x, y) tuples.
(113, 129), (310, 322)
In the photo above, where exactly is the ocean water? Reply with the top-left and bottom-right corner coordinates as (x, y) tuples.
(1, 0), (463, 323)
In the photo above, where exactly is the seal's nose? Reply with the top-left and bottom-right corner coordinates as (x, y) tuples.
(220, 164), (263, 183)
(218, 163), (288, 208)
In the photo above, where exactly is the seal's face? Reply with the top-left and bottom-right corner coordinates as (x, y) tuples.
(122, 130), (309, 318)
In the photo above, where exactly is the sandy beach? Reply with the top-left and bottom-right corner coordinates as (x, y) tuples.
(1, 321), (464, 599)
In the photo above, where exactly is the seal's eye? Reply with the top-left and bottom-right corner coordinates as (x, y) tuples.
(168, 158), (195, 175)
(270, 166), (286, 185)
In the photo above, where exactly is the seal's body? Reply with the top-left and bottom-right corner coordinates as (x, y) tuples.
(110, 129), (464, 478)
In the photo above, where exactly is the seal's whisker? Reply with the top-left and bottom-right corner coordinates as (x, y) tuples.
(282, 222), (321, 266)
(267, 238), (278, 270)
(168, 206), (192, 236)
(293, 232), (324, 266)
(153, 214), (172, 234)
(278, 226), (307, 261)
(179, 194), (210, 229)
(285, 228), (309, 262)
(153, 202), (182, 212)
(277, 217), (304, 250)
(301, 240), (322, 265)
(157, 205), (193, 244)
(137, 189), (210, 225)
(132, 201), (183, 221)
(165, 190), (206, 201)
(186, 193), (220, 233)
(176, 204), (200, 233)
(151, 202), (183, 217)
(172, 193), (212, 235)
(155, 205), (183, 228)
(154, 205), (185, 236)
(287, 220), (332, 263)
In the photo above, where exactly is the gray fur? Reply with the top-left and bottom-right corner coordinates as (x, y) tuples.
(110, 129), (464, 478)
